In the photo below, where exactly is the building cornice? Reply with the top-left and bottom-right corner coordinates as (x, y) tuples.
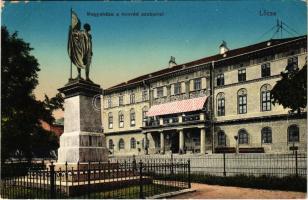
(104, 129), (142, 136)
(214, 112), (307, 125)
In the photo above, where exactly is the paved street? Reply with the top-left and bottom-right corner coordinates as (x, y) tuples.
(171, 183), (306, 199)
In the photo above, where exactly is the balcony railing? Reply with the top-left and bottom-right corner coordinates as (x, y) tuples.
(163, 117), (179, 124)
(146, 120), (160, 127)
(183, 114), (200, 122)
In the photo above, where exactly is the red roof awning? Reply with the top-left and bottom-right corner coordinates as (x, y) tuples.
(146, 96), (208, 117)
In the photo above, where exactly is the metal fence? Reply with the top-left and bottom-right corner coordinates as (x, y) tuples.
(110, 152), (307, 177)
(0, 159), (190, 199)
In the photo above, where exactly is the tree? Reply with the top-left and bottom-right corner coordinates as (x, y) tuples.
(271, 61), (307, 114)
(1, 26), (62, 162)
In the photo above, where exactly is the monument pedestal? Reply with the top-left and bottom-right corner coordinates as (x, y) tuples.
(57, 79), (108, 163)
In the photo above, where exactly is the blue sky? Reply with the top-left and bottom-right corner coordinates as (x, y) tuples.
(2, 1), (307, 117)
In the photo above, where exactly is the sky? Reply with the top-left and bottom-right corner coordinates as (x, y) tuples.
(1, 0), (307, 118)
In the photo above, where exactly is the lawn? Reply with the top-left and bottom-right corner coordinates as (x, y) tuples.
(1, 183), (182, 199)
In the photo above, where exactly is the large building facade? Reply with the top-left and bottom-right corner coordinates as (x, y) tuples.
(102, 36), (307, 155)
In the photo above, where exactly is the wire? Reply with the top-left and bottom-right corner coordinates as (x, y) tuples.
(282, 22), (299, 35)
(257, 25), (277, 41)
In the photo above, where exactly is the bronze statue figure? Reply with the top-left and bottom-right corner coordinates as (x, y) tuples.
(68, 10), (92, 81)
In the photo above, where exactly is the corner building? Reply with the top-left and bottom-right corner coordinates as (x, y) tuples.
(102, 36), (307, 155)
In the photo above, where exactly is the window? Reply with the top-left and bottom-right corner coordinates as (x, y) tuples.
(216, 74), (224, 86)
(107, 97), (112, 108)
(261, 127), (272, 144)
(217, 93), (225, 116)
(194, 78), (201, 90)
(261, 63), (271, 77)
(108, 112), (113, 129)
(174, 82), (181, 95)
(217, 131), (226, 146)
(142, 90), (148, 101)
(288, 125), (299, 143)
(119, 95), (124, 106)
(130, 109), (135, 127)
(238, 69), (246, 82)
(287, 56), (298, 71)
(119, 111), (124, 128)
(142, 106), (148, 122)
(130, 138), (136, 149)
(261, 84), (271, 111)
(238, 129), (248, 144)
(119, 138), (125, 150)
(130, 93), (135, 104)
(174, 83), (181, 95)
(108, 139), (114, 150)
(157, 87), (164, 98)
(238, 89), (247, 114)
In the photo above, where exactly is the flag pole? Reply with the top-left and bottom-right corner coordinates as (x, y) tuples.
(70, 8), (73, 80)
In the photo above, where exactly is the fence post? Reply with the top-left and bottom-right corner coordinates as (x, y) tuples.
(133, 155), (137, 175)
(88, 161), (91, 198)
(139, 160), (144, 199)
(188, 159), (191, 188)
(171, 153), (174, 175)
(50, 161), (56, 199)
(223, 153), (226, 177)
(295, 150), (298, 177)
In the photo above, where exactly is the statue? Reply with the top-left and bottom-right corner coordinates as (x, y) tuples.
(67, 10), (92, 81)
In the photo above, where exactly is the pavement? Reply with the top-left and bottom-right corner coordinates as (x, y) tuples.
(170, 183), (306, 199)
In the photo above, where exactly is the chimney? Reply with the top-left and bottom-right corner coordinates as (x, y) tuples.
(169, 56), (177, 68)
(219, 41), (229, 54)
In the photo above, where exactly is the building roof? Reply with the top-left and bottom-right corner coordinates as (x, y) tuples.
(146, 96), (208, 117)
(105, 35), (307, 92)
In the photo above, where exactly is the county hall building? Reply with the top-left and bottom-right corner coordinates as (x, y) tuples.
(102, 35), (307, 155)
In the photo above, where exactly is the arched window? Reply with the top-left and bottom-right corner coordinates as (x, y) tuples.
(237, 89), (247, 114)
(217, 131), (226, 146)
(261, 84), (272, 111)
(130, 137), (136, 149)
(288, 125), (299, 143)
(238, 129), (249, 144)
(261, 127), (272, 144)
(217, 93), (225, 116)
(130, 109), (135, 127)
(142, 106), (148, 122)
(119, 138), (125, 150)
(119, 111), (124, 128)
(108, 139), (114, 150)
(108, 112), (113, 129)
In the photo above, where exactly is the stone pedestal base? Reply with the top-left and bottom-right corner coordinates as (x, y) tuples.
(57, 79), (109, 163)
(58, 131), (109, 163)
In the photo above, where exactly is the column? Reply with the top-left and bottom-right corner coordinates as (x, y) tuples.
(160, 132), (165, 154)
(179, 129), (184, 154)
(200, 128), (206, 154)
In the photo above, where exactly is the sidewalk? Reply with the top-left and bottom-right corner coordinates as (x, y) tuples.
(171, 183), (306, 199)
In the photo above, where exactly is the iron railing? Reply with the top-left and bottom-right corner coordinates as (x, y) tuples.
(0, 159), (190, 199)
(110, 152), (307, 178)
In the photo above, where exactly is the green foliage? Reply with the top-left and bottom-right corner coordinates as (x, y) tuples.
(188, 174), (307, 192)
(271, 63), (307, 113)
(1, 26), (60, 162)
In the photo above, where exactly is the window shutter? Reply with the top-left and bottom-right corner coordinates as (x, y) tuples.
(171, 84), (175, 95)
(190, 80), (194, 91)
(153, 88), (157, 98)
(163, 86), (167, 96)
(181, 82), (186, 93)
(201, 77), (207, 89)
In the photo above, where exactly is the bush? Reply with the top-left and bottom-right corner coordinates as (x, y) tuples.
(189, 174), (307, 192)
